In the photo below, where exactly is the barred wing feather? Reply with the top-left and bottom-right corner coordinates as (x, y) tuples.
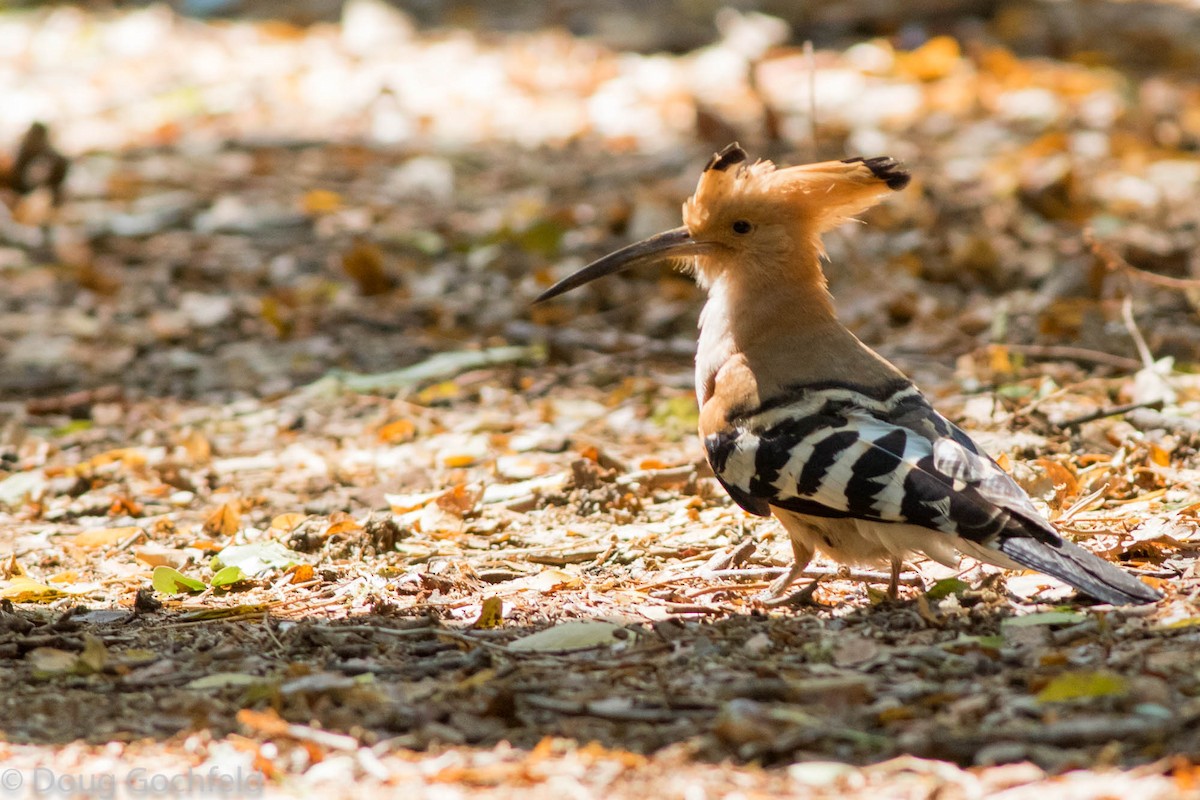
(704, 391), (1161, 605)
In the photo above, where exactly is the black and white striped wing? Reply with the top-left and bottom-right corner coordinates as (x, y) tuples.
(705, 392), (1053, 547)
(704, 382), (1161, 605)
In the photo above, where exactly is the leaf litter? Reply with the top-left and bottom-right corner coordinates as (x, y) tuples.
(1, 2), (1200, 798)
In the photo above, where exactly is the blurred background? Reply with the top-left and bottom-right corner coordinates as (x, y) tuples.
(3, 3), (1200, 782)
(2, 0), (1200, 402)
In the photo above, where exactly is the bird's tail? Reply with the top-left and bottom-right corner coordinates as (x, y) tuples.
(998, 534), (1162, 605)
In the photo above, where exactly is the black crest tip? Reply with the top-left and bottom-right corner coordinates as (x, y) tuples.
(705, 142), (748, 172)
(844, 156), (911, 191)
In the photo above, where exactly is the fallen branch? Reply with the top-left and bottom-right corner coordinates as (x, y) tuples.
(995, 344), (1142, 371)
(301, 345), (542, 397)
(704, 565), (925, 586)
(1057, 399), (1164, 429)
(1087, 228), (1200, 291)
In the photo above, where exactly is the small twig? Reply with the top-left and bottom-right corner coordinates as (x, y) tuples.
(804, 40), (817, 161)
(760, 577), (825, 607)
(116, 528), (149, 552)
(746, 53), (782, 144)
(261, 615), (286, 653)
(695, 539), (758, 576)
(706, 565), (925, 586)
(275, 721), (360, 751)
(432, 628), (515, 654)
(994, 344), (1142, 371)
(1120, 295), (1156, 370)
(615, 464), (699, 489)
(590, 538), (617, 568)
(1057, 399), (1164, 429)
(659, 601), (729, 615)
(686, 581), (770, 597)
(1087, 227), (1200, 291)
(1056, 484), (1111, 524)
(526, 550), (605, 566)
(991, 384), (1071, 428)
(332, 624), (437, 638)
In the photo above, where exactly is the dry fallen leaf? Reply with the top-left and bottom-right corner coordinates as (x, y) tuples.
(507, 621), (628, 652)
(204, 502), (242, 537)
(341, 239), (393, 295)
(472, 597), (505, 629)
(70, 526), (143, 549)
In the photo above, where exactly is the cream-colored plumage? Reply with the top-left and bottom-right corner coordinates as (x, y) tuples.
(535, 143), (1160, 606)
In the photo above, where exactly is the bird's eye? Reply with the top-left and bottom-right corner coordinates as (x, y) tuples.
(732, 220), (752, 235)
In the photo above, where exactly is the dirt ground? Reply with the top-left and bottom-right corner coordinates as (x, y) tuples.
(2, 3), (1200, 798)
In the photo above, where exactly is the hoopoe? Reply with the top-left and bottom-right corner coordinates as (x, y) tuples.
(536, 143), (1161, 606)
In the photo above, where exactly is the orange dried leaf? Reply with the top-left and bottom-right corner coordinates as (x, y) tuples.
(71, 526), (143, 549)
(440, 452), (475, 469)
(1149, 443), (1172, 467)
(204, 503), (242, 537)
(288, 563), (315, 584)
(988, 345), (1013, 375)
(270, 513), (308, 533)
(437, 484), (482, 517)
(301, 189), (342, 215)
(1035, 458), (1080, 503)
(88, 448), (148, 471)
(180, 431), (212, 464)
(108, 496), (143, 517)
(896, 35), (962, 81)
(237, 708), (290, 737)
(377, 419), (417, 443)
(324, 516), (363, 537)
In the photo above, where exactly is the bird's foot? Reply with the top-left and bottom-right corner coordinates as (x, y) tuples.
(758, 577), (823, 607)
(756, 561), (824, 607)
(758, 560), (805, 599)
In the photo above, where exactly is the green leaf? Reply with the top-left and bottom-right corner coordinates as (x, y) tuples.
(210, 566), (247, 588)
(513, 218), (565, 257)
(179, 604), (271, 621)
(51, 420), (93, 437)
(942, 634), (1004, 653)
(925, 578), (970, 600)
(650, 395), (700, 440)
(1037, 670), (1129, 703)
(1001, 610), (1087, 629)
(152, 566), (206, 595)
(186, 672), (264, 690)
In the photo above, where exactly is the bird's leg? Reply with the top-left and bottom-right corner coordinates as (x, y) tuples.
(758, 538), (816, 605)
(888, 558), (902, 600)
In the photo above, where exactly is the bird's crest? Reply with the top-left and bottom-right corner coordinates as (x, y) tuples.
(687, 144), (910, 237)
(689, 143), (778, 226)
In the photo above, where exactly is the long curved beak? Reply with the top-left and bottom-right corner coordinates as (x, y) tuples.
(533, 226), (707, 303)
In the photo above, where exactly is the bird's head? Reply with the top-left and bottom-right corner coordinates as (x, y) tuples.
(534, 143), (910, 303)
